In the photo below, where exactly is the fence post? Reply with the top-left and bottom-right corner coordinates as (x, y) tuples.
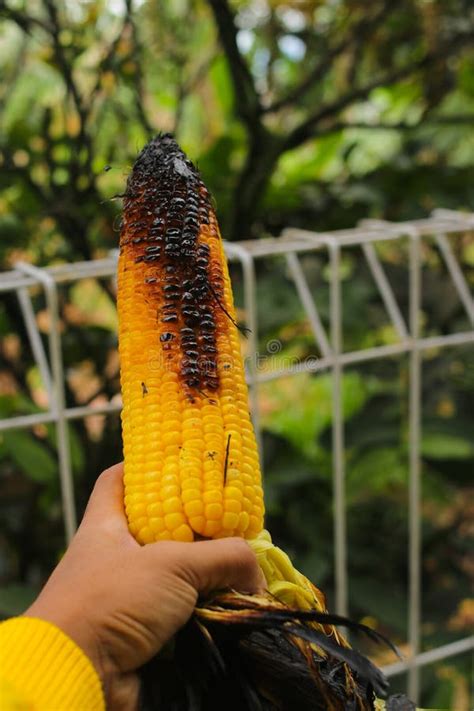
(16, 262), (77, 543)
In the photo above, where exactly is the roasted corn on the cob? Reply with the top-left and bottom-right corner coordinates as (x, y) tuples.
(118, 135), (263, 544)
(118, 135), (399, 711)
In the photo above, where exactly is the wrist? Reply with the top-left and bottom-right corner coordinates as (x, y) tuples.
(24, 599), (115, 693)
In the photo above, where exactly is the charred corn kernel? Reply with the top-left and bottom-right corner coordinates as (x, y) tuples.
(118, 135), (264, 544)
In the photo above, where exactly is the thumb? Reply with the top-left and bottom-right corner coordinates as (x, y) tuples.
(177, 537), (266, 596)
(81, 462), (129, 533)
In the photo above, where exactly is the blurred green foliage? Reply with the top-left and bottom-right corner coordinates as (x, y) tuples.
(0, 1), (473, 707)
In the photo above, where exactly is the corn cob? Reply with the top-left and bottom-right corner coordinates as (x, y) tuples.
(118, 134), (263, 544)
(118, 135), (399, 711)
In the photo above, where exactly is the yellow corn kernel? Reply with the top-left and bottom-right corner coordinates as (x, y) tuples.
(173, 524), (194, 542)
(161, 484), (181, 500)
(222, 512), (240, 530)
(205, 503), (223, 521)
(163, 497), (183, 515)
(203, 491), (222, 504)
(139, 527), (156, 544)
(163, 431), (181, 447)
(118, 135), (264, 544)
(203, 520), (220, 537)
(238, 511), (250, 532)
(184, 500), (204, 517)
(164, 512), (186, 530)
(149, 517), (165, 533)
(224, 499), (242, 514)
(190, 515), (206, 533)
(182, 488), (201, 504)
(147, 502), (163, 517)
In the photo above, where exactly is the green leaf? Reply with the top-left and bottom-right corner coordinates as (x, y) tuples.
(350, 578), (407, 635)
(2, 430), (57, 483)
(348, 447), (407, 499)
(45, 423), (85, 475)
(260, 371), (370, 460)
(421, 433), (474, 460)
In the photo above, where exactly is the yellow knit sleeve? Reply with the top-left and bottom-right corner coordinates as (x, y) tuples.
(0, 617), (105, 711)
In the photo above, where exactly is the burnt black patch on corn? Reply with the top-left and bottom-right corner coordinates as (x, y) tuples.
(120, 133), (225, 394)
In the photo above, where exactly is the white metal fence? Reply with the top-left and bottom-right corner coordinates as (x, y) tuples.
(1, 208), (473, 704)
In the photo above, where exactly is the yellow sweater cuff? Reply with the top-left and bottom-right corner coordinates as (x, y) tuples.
(0, 617), (105, 711)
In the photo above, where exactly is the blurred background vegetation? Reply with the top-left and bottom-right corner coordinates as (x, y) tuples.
(0, 0), (473, 707)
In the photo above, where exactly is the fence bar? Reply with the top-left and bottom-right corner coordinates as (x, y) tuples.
(0, 401), (122, 433)
(247, 332), (474, 384)
(408, 235), (422, 702)
(361, 243), (409, 340)
(225, 243), (263, 461)
(329, 241), (348, 617)
(432, 208), (474, 226)
(383, 635), (474, 677)
(0, 273), (36, 293)
(285, 252), (332, 357)
(434, 233), (474, 326)
(17, 287), (54, 403)
(15, 262), (77, 543)
(2, 328), (472, 435)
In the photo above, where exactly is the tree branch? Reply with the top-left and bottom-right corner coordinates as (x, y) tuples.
(87, 7), (133, 108)
(314, 115), (474, 136)
(124, 0), (153, 137)
(0, 2), (51, 35)
(285, 30), (474, 150)
(42, 0), (86, 126)
(264, 0), (395, 114)
(207, 0), (262, 127)
(41, 0), (95, 183)
(173, 50), (217, 135)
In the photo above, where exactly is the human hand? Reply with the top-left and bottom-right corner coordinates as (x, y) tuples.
(25, 463), (264, 710)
